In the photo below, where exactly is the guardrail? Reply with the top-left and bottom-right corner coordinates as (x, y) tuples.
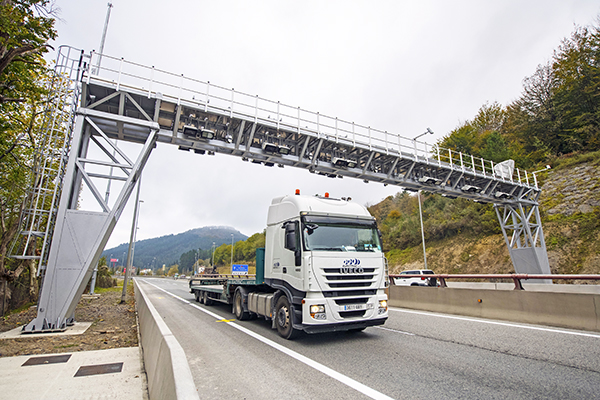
(389, 274), (600, 290)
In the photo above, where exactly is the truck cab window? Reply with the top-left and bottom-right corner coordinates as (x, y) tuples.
(302, 217), (381, 252)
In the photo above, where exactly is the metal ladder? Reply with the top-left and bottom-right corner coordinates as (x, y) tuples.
(10, 47), (89, 278)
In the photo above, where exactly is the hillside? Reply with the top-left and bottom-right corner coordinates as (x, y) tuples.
(102, 226), (247, 271)
(381, 152), (600, 277)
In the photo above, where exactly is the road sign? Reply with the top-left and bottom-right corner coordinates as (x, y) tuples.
(232, 264), (249, 276)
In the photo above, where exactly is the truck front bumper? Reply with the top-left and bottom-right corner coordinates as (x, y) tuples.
(302, 317), (387, 334)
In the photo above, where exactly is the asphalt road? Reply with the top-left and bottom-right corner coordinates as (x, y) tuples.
(136, 278), (600, 400)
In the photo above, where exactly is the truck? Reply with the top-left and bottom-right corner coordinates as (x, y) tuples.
(189, 191), (389, 339)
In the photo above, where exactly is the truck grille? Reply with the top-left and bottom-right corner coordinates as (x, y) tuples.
(323, 289), (376, 297)
(334, 297), (368, 305)
(322, 267), (377, 290)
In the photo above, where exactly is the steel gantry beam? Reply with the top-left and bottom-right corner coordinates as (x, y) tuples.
(17, 46), (551, 332)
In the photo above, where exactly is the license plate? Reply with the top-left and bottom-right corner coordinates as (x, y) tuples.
(343, 303), (373, 311)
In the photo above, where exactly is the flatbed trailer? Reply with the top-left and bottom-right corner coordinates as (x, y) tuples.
(189, 275), (266, 306)
(189, 248), (269, 306)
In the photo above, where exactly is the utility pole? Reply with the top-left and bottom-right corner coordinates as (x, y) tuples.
(121, 178), (142, 303)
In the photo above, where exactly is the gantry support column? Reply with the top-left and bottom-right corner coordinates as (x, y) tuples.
(23, 113), (159, 332)
(495, 203), (552, 284)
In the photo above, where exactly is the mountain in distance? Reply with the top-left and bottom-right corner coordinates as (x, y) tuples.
(102, 226), (248, 271)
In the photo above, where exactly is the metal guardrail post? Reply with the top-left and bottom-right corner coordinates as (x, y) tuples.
(512, 276), (524, 290)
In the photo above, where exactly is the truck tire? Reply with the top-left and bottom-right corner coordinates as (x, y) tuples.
(233, 289), (250, 320)
(275, 296), (299, 339)
(194, 291), (201, 303)
(203, 291), (214, 306)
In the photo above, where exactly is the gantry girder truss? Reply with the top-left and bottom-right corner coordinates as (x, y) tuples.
(19, 46), (551, 332)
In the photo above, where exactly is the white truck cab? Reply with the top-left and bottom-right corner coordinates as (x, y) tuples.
(264, 192), (388, 337)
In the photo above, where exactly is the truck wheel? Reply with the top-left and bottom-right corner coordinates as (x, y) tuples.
(194, 291), (201, 303)
(233, 290), (250, 320)
(203, 291), (214, 306)
(275, 296), (299, 339)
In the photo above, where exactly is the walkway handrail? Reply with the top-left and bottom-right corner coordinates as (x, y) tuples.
(389, 273), (600, 290)
(81, 49), (541, 189)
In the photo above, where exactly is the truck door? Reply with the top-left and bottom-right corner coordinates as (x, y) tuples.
(282, 220), (304, 291)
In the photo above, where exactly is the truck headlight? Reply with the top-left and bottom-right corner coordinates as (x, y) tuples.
(310, 304), (325, 314)
(379, 300), (387, 311)
(310, 304), (326, 319)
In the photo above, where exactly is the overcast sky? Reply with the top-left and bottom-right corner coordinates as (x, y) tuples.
(50, 0), (599, 250)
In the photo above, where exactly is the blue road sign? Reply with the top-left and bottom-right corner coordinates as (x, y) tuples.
(232, 264), (249, 275)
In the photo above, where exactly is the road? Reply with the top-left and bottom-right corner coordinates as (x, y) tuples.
(136, 278), (600, 400)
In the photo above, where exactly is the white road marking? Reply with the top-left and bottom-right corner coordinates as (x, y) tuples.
(390, 307), (600, 339)
(141, 280), (394, 400)
(374, 326), (414, 336)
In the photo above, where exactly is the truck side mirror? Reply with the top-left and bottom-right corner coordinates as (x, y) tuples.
(284, 223), (296, 251)
(284, 222), (302, 267)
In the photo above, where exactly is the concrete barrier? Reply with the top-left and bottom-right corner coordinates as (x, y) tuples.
(134, 279), (200, 400)
(388, 286), (600, 332)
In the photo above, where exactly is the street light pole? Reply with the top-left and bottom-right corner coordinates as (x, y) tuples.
(417, 191), (427, 269)
(413, 128), (434, 270)
(231, 234), (234, 268)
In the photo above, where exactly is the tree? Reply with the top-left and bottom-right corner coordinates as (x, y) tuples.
(179, 249), (198, 272)
(552, 23), (600, 152)
(0, 0), (57, 103)
(437, 102), (514, 163)
(479, 131), (512, 163)
(0, 0), (57, 315)
(167, 265), (179, 277)
(504, 62), (561, 163)
(504, 20), (600, 162)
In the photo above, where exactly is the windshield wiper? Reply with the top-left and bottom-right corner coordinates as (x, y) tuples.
(312, 247), (342, 251)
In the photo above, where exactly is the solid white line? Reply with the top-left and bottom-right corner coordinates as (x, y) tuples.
(374, 326), (415, 336)
(140, 279), (394, 400)
(389, 307), (600, 339)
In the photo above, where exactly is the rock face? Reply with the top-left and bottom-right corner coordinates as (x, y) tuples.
(537, 160), (600, 275)
(540, 163), (600, 216)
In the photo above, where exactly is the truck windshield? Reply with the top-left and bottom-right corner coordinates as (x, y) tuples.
(302, 217), (382, 252)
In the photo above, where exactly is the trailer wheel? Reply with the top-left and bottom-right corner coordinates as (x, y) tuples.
(203, 291), (214, 306)
(194, 291), (201, 303)
(275, 296), (299, 339)
(233, 290), (250, 320)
